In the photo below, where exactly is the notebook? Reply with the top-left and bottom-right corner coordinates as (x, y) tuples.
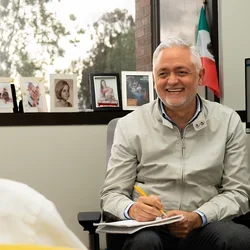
(94, 214), (184, 234)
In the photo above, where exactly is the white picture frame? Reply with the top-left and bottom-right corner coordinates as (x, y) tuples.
(0, 77), (14, 113)
(50, 74), (78, 112)
(19, 77), (48, 113)
(121, 71), (154, 110)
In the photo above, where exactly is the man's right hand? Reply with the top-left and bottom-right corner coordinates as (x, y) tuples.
(128, 195), (164, 221)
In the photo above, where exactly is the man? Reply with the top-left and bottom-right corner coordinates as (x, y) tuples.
(100, 37), (250, 250)
(27, 82), (40, 107)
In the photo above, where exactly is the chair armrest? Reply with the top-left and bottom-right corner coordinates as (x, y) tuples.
(78, 212), (101, 234)
(233, 211), (250, 228)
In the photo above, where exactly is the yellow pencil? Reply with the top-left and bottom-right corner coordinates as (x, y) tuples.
(134, 185), (166, 216)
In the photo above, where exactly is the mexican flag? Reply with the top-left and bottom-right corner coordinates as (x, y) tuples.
(196, 6), (220, 98)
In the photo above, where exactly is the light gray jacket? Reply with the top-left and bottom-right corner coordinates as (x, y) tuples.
(100, 97), (250, 223)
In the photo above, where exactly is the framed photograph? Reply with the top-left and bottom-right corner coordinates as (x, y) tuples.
(50, 74), (78, 112)
(0, 77), (14, 113)
(90, 73), (122, 111)
(121, 71), (154, 110)
(19, 77), (48, 113)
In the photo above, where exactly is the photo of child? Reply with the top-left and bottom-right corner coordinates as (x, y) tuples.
(0, 84), (13, 107)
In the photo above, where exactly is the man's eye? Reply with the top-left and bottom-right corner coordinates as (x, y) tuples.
(176, 71), (188, 76)
(159, 72), (168, 77)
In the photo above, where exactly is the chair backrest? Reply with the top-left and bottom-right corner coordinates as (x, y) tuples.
(106, 118), (120, 165)
(105, 118), (129, 250)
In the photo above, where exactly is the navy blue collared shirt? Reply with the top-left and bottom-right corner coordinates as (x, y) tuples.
(160, 95), (201, 126)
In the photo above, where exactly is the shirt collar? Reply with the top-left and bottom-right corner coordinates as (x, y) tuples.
(160, 95), (201, 125)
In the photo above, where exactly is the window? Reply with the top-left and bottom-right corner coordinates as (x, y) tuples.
(0, 0), (136, 112)
(157, 0), (219, 101)
(159, 0), (201, 43)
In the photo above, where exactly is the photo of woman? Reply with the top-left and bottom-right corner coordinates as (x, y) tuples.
(94, 77), (119, 108)
(99, 79), (117, 103)
(55, 80), (73, 107)
(50, 74), (78, 112)
(89, 73), (122, 111)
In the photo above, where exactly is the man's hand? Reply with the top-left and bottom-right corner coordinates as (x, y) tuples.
(128, 195), (164, 222)
(165, 210), (202, 238)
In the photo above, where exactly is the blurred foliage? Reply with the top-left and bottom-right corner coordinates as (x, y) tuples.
(0, 2), (135, 109)
(78, 8), (136, 110)
(0, 0), (84, 77)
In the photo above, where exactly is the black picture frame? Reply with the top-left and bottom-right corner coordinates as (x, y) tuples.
(90, 73), (122, 111)
(11, 84), (18, 112)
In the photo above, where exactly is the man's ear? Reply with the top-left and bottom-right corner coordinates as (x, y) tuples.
(198, 68), (205, 85)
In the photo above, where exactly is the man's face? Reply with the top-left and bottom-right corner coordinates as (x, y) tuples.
(30, 86), (36, 100)
(34, 86), (40, 101)
(153, 47), (204, 110)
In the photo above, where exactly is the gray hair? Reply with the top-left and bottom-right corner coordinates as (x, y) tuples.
(152, 37), (202, 73)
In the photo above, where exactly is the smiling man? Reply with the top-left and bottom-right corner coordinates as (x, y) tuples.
(153, 43), (204, 131)
(100, 37), (250, 250)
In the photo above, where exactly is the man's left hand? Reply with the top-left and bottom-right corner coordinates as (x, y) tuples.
(164, 210), (202, 238)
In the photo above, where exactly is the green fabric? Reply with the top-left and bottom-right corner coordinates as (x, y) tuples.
(198, 6), (209, 31)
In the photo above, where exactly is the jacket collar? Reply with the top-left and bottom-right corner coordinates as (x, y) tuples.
(192, 95), (207, 131)
(154, 94), (207, 131)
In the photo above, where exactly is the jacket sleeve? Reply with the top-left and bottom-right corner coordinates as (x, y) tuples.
(100, 118), (138, 220)
(198, 111), (250, 223)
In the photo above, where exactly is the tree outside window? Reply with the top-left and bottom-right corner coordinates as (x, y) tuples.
(0, 0), (136, 110)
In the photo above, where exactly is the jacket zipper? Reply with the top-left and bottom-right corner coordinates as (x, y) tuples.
(179, 128), (185, 210)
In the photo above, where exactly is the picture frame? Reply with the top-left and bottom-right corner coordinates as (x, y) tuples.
(0, 77), (15, 113)
(19, 77), (48, 113)
(90, 73), (122, 111)
(50, 74), (78, 112)
(121, 71), (154, 110)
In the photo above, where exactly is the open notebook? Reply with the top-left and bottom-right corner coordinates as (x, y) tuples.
(94, 214), (184, 234)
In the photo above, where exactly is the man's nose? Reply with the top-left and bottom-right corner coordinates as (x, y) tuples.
(167, 73), (178, 84)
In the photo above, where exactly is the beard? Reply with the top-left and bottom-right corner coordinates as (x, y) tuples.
(155, 89), (196, 109)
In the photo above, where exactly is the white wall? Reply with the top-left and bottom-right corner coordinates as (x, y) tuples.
(218, 0), (250, 177)
(218, 0), (250, 110)
(0, 125), (107, 249)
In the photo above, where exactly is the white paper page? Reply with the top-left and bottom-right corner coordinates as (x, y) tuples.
(94, 214), (183, 227)
(96, 215), (184, 234)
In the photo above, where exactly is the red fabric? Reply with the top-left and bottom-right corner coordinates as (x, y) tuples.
(201, 57), (220, 98)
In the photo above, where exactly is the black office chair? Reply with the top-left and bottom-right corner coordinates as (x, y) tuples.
(77, 118), (250, 250)
(78, 118), (128, 250)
